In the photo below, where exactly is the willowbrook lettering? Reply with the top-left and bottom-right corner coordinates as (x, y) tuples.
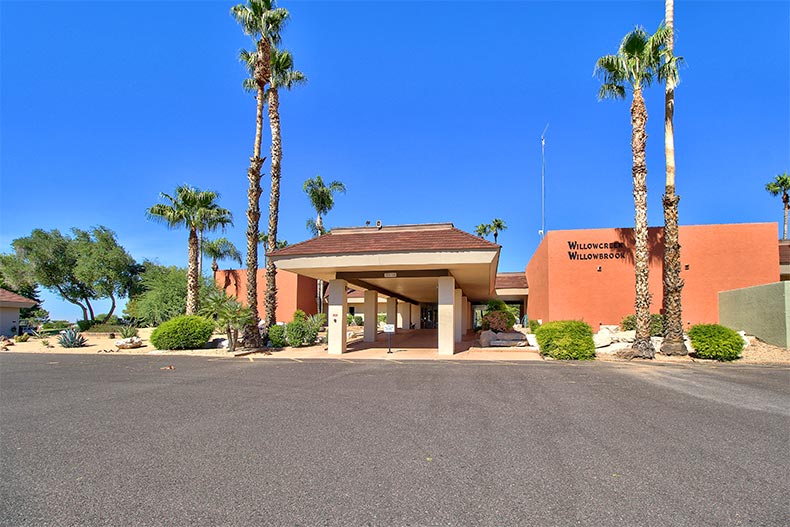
(567, 240), (628, 261)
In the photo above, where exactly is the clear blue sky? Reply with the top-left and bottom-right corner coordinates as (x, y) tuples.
(1, 0), (788, 321)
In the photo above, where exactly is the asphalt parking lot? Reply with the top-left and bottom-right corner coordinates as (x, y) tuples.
(1, 353), (788, 526)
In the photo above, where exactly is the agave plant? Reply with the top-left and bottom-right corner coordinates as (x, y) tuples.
(58, 329), (87, 348)
(120, 324), (138, 339)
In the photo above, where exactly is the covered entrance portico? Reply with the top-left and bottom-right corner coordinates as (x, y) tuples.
(268, 223), (500, 355)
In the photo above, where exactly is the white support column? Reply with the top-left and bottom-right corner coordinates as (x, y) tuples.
(461, 295), (468, 336)
(386, 297), (398, 331)
(438, 277), (455, 355)
(327, 280), (348, 354)
(363, 290), (377, 342)
(411, 304), (421, 329)
(454, 289), (463, 342)
(398, 302), (411, 329)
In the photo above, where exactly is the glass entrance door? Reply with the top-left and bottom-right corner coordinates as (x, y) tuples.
(420, 303), (438, 329)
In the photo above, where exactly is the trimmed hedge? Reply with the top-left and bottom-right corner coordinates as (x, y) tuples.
(621, 313), (664, 336)
(534, 320), (596, 360)
(150, 315), (214, 350)
(688, 324), (744, 361)
(286, 320), (308, 347)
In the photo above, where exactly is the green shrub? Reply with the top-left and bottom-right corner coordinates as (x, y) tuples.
(14, 334), (30, 342)
(377, 313), (386, 324)
(76, 319), (95, 332)
(86, 324), (123, 334)
(95, 314), (121, 325)
(293, 309), (308, 323)
(528, 319), (541, 333)
(353, 315), (364, 326)
(150, 315), (214, 350)
(688, 324), (744, 361)
(535, 320), (596, 360)
(268, 324), (287, 348)
(42, 320), (72, 330)
(308, 313), (327, 328)
(58, 329), (87, 348)
(286, 320), (308, 347)
(620, 314), (664, 336)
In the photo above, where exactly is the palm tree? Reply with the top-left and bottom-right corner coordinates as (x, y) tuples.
(595, 25), (669, 359)
(304, 175), (345, 236)
(303, 175), (345, 313)
(766, 173), (790, 240)
(197, 211), (234, 279)
(661, 0), (688, 356)
(202, 237), (243, 276)
(146, 185), (232, 315)
(474, 224), (490, 239)
(490, 218), (507, 244)
(262, 47), (306, 334)
(232, 0), (289, 348)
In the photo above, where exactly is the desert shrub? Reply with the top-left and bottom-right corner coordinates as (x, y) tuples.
(308, 313), (327, 328)
(268, 324), (287, 348)
(481, 310), (514, 332)
(95, 314), (121, 325)
(76, 319), (95, 332)
(150, 315), (214, 350)
(120, 325), (138, 338)
(86, 324), (123, 334)
(286, 320), (308, 347)
(14, 334), (30, 342)
(346, 314), (354, 326)
(293, 310), (308, 323)
(58, 329), (87, 348)
(353, 315), (364, 326)
(377, 313), (386, 324)
(42, 320), (71, 330)
(528, 319), (541, 333)
(688, 324), (744, 361)
(620, 314), (664, 336)
(535, 320), (595, 360)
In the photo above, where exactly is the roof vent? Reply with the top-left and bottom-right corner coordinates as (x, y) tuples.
(376, 220), (382, 230)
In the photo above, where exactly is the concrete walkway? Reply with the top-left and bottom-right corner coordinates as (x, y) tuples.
(264, 329), (544, 361)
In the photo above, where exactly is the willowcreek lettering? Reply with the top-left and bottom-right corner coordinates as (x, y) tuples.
(567, 240), (629, 261)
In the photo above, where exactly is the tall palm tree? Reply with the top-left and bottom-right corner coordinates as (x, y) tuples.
(146, 185), (232, 315)
(474, 223), (490, 239)
(202, 237), (243, 275)
(595, 25), (669, 359)
(262, 47), (306, 333)
(490, 218), (507, 244)
(232, 0), (288, 347)
(661, 0), (688, 356)
(304, 175), (345, 236)
(766, 173), (790, 239)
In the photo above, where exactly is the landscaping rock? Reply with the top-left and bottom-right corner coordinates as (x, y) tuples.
(526, 334), (538, 347)
(115, 336), (143, 349)
(612, 330), (635, 343)
(593, 331), (612, 348)
(480, 330), (495, 347)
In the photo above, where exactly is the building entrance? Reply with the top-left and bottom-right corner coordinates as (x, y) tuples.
(420, 303), (438, 329)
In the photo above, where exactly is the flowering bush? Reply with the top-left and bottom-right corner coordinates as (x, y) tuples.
(481, 310), (514, 332)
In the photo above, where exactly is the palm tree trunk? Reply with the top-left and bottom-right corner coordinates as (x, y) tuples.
(783, 193), (789, 239)
(661, 0), (687, 356)
(241, 84), (266, 348)
(186, 227), (200, 315)
(620, 87), (655, 359)
(263, 87), (282, 335)
(198, 229), (204, 279)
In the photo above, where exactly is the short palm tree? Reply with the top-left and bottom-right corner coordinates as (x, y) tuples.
(766, 172), (790, 240)
(200, 290), (252, 352)
(474, 224), (491, 238)
(232, 0), (289, 348)
(490, 218), (507, 244)
(304, 175), (345, 236)
(146, 185), (232, 315)
(202, 237), (243, 275)
(661, 0), (688, 356)
(595, 25), (669, 359)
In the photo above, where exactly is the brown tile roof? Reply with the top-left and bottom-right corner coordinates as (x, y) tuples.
(270, 223), (499, 258)
(0, 288), (36, 307)
(780, 241), (790, 266)
(495, 272), (528, 289)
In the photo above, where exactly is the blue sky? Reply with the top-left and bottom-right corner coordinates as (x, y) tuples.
(1, 0), (788, 321)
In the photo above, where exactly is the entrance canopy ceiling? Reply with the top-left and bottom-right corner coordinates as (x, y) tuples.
(269, 223), (501, 303)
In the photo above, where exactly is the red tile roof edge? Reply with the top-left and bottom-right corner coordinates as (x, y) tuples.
(0, 288), (37, 306)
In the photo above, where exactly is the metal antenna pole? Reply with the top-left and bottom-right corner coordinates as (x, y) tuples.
(540, 123), (549, 240)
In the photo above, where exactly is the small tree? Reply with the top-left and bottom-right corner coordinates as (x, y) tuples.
(202, 237), (242, 274)
(200, 289), (253, 352)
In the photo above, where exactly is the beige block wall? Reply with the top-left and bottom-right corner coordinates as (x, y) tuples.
(719, 282), (790, 348)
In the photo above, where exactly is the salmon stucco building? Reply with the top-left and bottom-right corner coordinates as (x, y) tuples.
(217, 221), (783, 354)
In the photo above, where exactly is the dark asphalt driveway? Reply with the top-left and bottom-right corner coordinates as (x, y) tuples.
(1, 354), (788, 526)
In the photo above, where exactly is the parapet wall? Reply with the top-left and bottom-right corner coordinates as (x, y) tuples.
(719, 282), (790, 348)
